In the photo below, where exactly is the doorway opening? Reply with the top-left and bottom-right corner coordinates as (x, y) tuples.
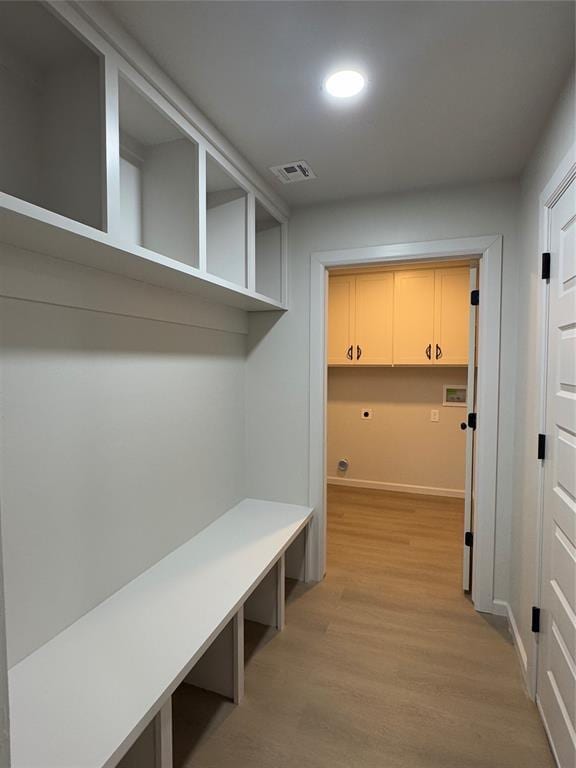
(325, 258), (478, 593)
(308, 235), (503, 615)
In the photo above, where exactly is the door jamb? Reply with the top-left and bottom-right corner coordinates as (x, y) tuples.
(308, 235), (503, 614)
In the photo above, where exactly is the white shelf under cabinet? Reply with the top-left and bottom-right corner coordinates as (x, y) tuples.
(0, 196), (286, 311)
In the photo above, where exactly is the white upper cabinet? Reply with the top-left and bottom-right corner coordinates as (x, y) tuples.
(355, 273), (394, 365)
(328, 275), (356, 365)
(329, 266), (470, 367)
(394, 267), (470, 366)
(393, 267), (470, 365)
(393, 270), (436, 365)
(0, 1), (104, 230)
(433, 267), (470, 365)
(0, 1), (288, 312)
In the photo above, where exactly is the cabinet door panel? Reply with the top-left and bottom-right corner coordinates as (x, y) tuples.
(393, 270), (435, 364)
(328, 276), (355, 365)
(434, 268), (470, 365)
(355, 273), (393, 364)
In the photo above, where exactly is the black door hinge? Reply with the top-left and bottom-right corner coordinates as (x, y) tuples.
(531, 606), (541, 633)
(464, 531), (473, 547)
(471, 289), (480, 306)
(541, 252), (551, 281)
(538, 433), (546, 461)
(467, 412), (477, 430)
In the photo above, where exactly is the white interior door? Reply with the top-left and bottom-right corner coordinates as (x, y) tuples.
(536, 173), (576, 768)
(462, 266), (478, 591)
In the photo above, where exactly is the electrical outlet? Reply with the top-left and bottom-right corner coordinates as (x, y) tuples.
(361, 408), (373, 420)
(430, 409), (440, 422)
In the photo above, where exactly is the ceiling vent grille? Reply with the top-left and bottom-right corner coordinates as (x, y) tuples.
(269, 160), (316, 184)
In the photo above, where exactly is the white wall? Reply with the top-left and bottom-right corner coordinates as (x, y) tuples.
(142, 139), (198, 266)
(246, 179), (520, 603)
(120, 157), (143, 246)
(256, 225), (282, 300)
(0, 46), (42, 208)
(41, 59), (103, 230)
(0, 244), (248, 667)
(0, 525), (9, 768)
(510, 72), (575, 683)
(327, 367), (467, 495)
(207, 195), (247, 286)
(0, 41), (103, 230)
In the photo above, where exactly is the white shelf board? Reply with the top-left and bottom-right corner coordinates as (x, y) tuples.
(8, 498), (312, 768)
(0, 195), (286, 312)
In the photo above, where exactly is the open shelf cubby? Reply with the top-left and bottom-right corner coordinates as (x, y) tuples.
(206, 155), (247, 287)
(0, 1), (104, 230)
(255, 200), (283, 302)
(118, 75), (200, 268)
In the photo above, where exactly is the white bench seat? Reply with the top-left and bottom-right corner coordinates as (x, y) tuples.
(8, 499), (312, 768)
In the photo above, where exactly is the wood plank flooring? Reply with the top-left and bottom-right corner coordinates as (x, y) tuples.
(173, 486), (554, 768)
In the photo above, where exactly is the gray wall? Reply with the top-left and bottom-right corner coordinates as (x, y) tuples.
(246, 179), (520, 605)
(0, 244), (247, 667)
(511, 72), (575, 677)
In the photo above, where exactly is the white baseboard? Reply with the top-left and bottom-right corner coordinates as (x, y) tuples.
(489, 598), (508, 617)
(494, 599), (531, 693)
(536, 696), (561, 768)
(327, 477), (465, 499)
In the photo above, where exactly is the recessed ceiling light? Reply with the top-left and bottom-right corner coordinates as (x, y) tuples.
(324, 70), (365, 98)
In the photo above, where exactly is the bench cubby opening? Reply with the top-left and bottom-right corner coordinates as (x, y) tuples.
(118, 74), (199, 267)
(115, 698), (172, 768)
(8, 500), (311, 768)
(0, 1), (104, 230)
(206, 154), (247, 287)
(255, 199), (283, 302)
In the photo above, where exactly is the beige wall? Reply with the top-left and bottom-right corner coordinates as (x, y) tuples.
(327, 367), (467, 495)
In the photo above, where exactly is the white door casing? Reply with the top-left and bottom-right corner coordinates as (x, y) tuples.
(309, 235), (503, 614)
(536, 169), (576, 768)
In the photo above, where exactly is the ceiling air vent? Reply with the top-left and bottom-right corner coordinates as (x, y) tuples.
(269, 160), (316, 184)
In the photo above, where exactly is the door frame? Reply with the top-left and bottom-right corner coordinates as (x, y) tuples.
(308, 234), (503, 614)
(529, 148), (576, 699)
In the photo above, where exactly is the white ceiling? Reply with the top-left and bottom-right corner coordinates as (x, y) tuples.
(108, 1), (575, 207)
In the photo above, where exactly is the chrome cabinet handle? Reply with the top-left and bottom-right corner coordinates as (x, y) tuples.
(436, 344), (442, 360)
(346, 345), (353, 360)
(425, 344), (432, 360)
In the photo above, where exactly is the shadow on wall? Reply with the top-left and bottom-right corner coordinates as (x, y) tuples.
(0, 298), (246, 358)
(246, 310), (284, 354)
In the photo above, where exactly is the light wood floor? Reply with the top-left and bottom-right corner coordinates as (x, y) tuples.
(173, 486), (554, 768)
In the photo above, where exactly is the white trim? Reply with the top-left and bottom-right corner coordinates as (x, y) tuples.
(489, 598), (509, 618)
(531, 147), (576, 700)
(327, 478), (465, 499)
(65, 1), (289, 223)
(493, 599), (530, 687)
(309, 235), (503, 617)
(536, 697), (562, 768)
(0, 2), (290, 315)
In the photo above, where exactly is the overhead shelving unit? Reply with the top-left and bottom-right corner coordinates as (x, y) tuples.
(0, 1), (289, 312)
